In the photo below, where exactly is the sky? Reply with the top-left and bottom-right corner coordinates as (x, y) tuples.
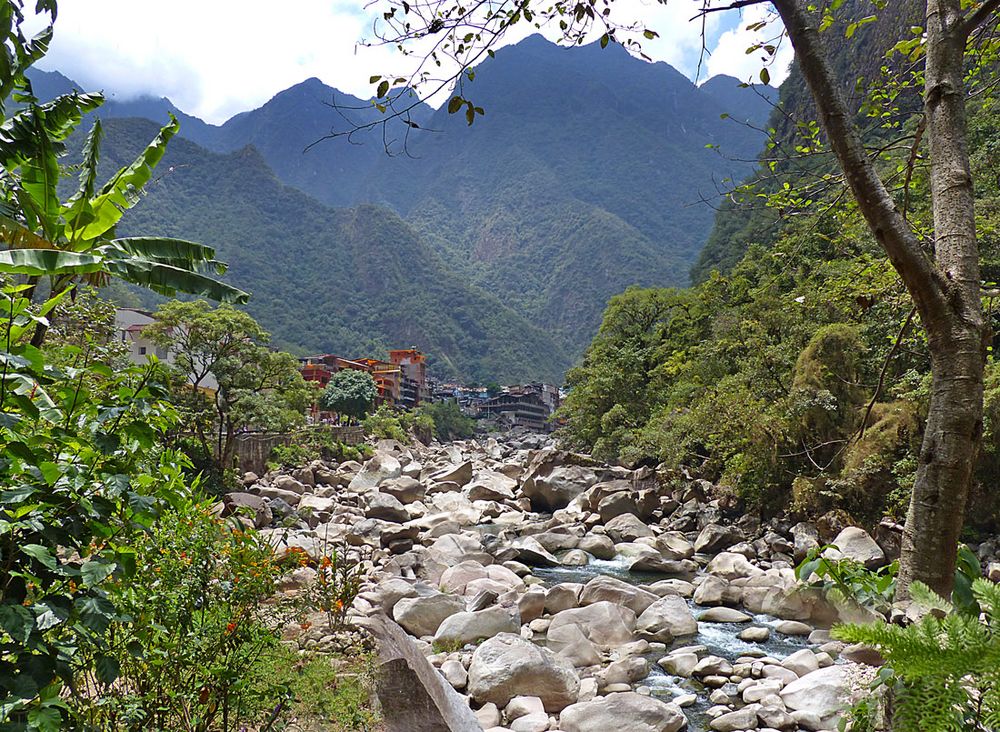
(29, 1), (794, 125)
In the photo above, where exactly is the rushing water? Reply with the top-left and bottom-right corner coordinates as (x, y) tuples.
(534, 557), (812, 731)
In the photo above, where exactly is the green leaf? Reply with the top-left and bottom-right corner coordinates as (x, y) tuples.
(94, 655), (120, 686)
(103, 259), (249, 304)
(376, 80), (389, 98)
(447, 96), (463, 114)
(600, 33), (609, 48)
(0, 604), (35, 644)
(0, 249), (103, 276)
(80, 559), (115, 587)
(21, 544), (57, 570)
(103, 237), (220, 272)
(19, 111), (61, 238)
(79, 115), (180, 240)
(27, 706), (62, 732)
(759, 68), (771, 85)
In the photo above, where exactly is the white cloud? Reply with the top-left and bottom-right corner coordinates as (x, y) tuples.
(29, 0), (785, 124)
(703, 3), (793, 86)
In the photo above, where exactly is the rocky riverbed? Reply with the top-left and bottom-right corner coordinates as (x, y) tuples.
(223, 434), (901, 732)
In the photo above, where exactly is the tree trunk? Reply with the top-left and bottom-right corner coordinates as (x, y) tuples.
(772, 0), (985, 598)
(898, 0), (985, 596)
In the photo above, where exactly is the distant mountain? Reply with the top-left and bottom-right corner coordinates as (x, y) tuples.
(80, 118), (571, 383)
(36, 35), (777, 379)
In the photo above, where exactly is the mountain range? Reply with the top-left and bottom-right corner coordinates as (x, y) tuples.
(39, 34), (776, 382)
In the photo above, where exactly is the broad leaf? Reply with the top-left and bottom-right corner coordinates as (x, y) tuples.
(104, 236), (222, 273)
(0, 249), (102, 275)
(79, 115), (180, 240)
(104, 258), (249, 303)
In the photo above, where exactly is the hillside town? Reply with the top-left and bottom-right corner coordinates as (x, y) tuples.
(115, 307), (563, 431)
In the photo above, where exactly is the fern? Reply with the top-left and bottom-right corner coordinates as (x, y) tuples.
(833, 580), (1000, 731)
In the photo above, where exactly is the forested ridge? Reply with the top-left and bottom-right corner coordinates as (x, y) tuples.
(37, 35), (776, 378)
(560, 0), (1000, 532)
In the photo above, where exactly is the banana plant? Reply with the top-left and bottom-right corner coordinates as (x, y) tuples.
(0, 90), (249, 345)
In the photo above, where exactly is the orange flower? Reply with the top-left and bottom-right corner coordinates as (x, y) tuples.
(226, 622), (236, 634)
(300, 621), (312, 630)
(334, 599), (344, 610)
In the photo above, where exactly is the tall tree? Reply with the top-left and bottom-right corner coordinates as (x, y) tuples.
(363, 0), (1000, 597)
(147, 300), (312, 478)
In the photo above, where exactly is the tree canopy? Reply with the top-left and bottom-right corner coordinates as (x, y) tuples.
(320, 369), (379, 423)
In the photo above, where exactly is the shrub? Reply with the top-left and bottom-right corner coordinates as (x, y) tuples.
(418, 400), (475, 441)
(82, 500), (291, 731)
(362, 404), (409, 442)
(834, 579), (1000, 732)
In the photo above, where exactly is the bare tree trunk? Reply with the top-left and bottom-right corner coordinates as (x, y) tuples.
(898, 0), (986, 595)
(772, 0), (986, 598)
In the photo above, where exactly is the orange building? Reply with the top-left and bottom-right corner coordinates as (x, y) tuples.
(388, 348), (428, 407)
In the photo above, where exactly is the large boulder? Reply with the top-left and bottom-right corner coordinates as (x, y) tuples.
(222, 492), (272, 528)
(363, 492), (409, 523)
(706, 551), (764, 580)
(579, 575), (658, 615)
(826, 527), (887, 569)
(433, 604), (520, 647)
(430, 461), (474, 488)
(380, 476), (425, 504)
(635, 594), (698, 642)
(467, 633), (580, 712)
(392, 592), (465, 637)
(780, 665), (849, 724)
(429, 533), (493, 565)
(466, 470), (517, 502)
(547, 601), (636, 649)
(605, 513), (654, 543)
(520, 451), (601, 511)
(559, 692), (687, 732)
(348, 452), (402, 491)
(694, 523), (744, 554)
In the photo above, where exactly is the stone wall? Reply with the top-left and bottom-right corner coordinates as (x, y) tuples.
(233, 426), (365, 475)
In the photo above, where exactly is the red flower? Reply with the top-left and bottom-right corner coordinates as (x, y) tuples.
(226, 622), (236, 634)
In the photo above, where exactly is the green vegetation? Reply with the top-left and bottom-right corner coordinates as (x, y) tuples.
(0, 9), (375, 729)
(834, 579), (1000, 732)
(362, 403), (434, 444)
(148, 300), (314, 491)
(558, 83), (1000, 527)
(267, 429), (372, 471)
(420, 399), (476, 441)
(321, 369), (378, 423)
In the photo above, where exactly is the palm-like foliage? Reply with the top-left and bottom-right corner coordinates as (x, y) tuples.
(834, 579), (1000, 732)
(0, 4), (247, 326)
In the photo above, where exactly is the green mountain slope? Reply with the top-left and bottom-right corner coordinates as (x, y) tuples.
(86, 117), (571, 383)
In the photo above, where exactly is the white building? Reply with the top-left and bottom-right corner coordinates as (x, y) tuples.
(114, 308), (218, 391)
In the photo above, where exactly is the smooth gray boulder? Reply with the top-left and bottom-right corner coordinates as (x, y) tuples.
(393, 592), (465, 637)
(434, 605), (520, 647)
(636, 594), (699, 642)
(547, 601), (636, 649)
(559, 692), (687, 732)
(826, 527), (886, 569)
(349, 452), (402, 491)
(520, 451), (600, 511)
(780, 665), (849, 723)
(579, 575), (658, 615)
(467, 633), (580, 712)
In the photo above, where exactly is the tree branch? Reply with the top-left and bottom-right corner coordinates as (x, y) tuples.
(961, 0), (1000, 38)
(770, 0), (949, 325)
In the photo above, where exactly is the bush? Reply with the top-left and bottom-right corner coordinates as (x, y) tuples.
(834, 579), (1000, 732)
(418, 400), (476, 441)
(362, 404), (410, 442)
(267, 429), (372, 470)
(83, 500), (291, 731)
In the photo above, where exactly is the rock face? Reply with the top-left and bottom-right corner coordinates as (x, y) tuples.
(392, 593), (465, 637)
(349, 452), (401, 491)
(520, 451), (600, 511)
(433, 605), (520, 647)
(559, 692), (687, 732)
(467, 633), (580, 712)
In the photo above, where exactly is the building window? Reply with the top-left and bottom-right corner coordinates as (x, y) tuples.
(139, 346), (147, 355)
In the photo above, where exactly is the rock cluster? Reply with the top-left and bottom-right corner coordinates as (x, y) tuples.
(232, 434), (890, 732)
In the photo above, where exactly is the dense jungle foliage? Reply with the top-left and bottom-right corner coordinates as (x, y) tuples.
(559, 83), (1000, 527)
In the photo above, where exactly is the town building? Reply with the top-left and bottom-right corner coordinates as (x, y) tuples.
(388, 348), (429, 408)
(114, 308), (219, 390)
(475, 382), (562, 432)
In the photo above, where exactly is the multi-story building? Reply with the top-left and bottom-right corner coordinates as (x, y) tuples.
(388, 348), (428, 408)
(475, 382), (561, 432)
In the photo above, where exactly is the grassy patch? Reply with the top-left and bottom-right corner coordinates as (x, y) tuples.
(246, 643), (382, 731)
